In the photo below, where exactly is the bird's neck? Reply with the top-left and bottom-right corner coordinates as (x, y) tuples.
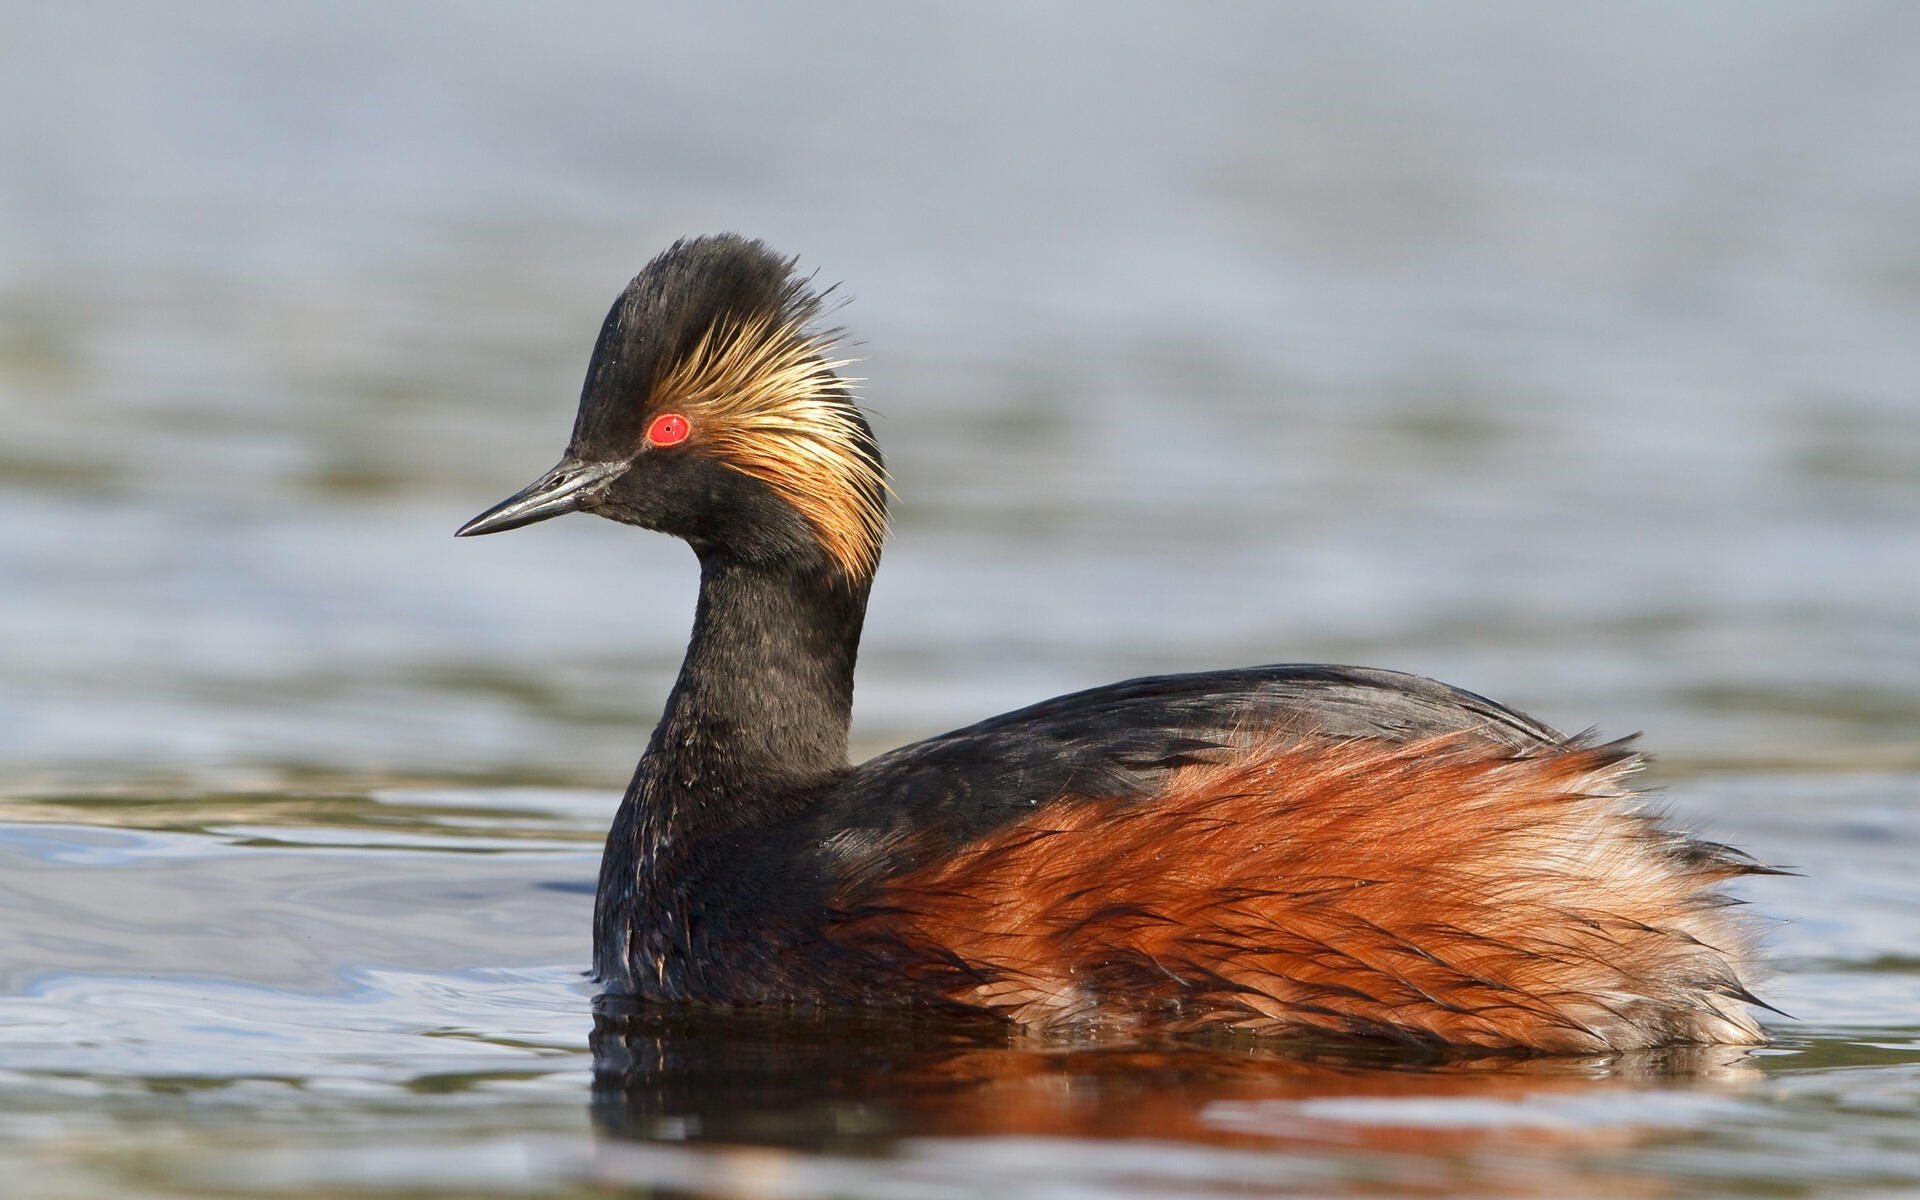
(652, 552), (868, 796)
(594, 551), (868, 988)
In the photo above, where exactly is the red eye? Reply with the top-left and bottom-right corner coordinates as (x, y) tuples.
(646, 413), (691, 447)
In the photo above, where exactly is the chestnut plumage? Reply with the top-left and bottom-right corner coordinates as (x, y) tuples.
(459, 235), (1774, 1051)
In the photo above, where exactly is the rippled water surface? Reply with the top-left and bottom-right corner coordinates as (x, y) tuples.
(4, 3), (1919, 1196)
(3, 776), (1918, 1197)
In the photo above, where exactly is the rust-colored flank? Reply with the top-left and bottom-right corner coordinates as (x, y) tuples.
(833, 734), (1764, 1052)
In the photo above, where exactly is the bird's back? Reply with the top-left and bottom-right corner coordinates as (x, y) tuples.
(812, 664), (1561, 889)
(803, 665), (1769, 1051)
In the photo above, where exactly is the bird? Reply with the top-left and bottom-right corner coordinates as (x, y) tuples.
(457, 234), (1774, 1052)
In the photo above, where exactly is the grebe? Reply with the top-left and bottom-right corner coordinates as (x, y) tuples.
(459, 235), (1772, 1052)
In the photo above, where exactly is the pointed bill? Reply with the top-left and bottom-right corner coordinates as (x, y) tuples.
(455, 457), (626, 537)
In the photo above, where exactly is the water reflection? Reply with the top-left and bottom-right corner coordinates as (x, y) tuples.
(590, 1000), (1762, 1158)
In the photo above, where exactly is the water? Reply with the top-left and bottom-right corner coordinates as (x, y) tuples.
(3, 3), (1918, 1195)
(3, 777), (1917, 1197)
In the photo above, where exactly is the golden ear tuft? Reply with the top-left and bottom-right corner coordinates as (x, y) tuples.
(651, 311), (889, 579)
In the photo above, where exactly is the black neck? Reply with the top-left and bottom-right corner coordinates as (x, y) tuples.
(594, 549), (868, 985)
(651, 552), (868, 796)
(591, 549), (871, 990)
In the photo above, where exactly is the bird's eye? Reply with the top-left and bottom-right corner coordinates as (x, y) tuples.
(646, 413), (692, 447)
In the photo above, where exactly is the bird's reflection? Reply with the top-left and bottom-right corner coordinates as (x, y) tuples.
(590, 996), (1762, 1158)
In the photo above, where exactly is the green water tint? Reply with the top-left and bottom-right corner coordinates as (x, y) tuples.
(2, 773), (1917, 1198)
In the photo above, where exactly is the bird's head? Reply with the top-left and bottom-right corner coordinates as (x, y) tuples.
(457, 235), (887, 581)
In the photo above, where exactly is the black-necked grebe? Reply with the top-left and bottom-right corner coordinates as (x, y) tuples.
(458, 234), (1773, 1051)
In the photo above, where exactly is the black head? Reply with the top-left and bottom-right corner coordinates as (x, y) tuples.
(457, 236), (887, 579)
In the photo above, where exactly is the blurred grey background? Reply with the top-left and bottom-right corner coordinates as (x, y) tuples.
(3, 2), (1916, 785)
